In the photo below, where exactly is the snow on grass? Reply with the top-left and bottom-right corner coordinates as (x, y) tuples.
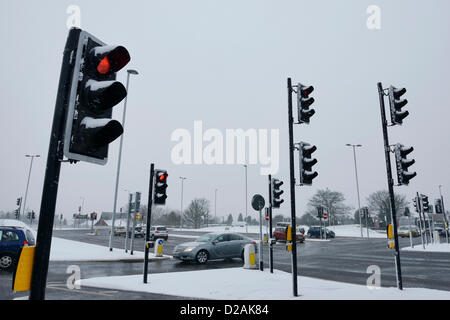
(0, 219), (168, 262)
(77, 267), (450, 300)
(402, 243), (450, 253)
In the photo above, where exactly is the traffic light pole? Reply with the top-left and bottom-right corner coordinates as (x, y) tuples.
(29, 28), (81, 300)
(287, 78), (298, 296)
(144, 164), (155, 284)
(377, 82), (403, 290)
(268, 175), (273, 274)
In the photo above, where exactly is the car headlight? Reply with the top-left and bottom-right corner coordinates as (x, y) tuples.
(184, 247), (195, 252)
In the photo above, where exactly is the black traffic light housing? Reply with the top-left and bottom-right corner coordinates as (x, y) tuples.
(271, 178), (284, 209)
(298, 142), (318, 185)
(394, 143), (416, 186)
(297, 84), (315, 124)
(63, 30), (130, 165)
(421, 194), (429, 213)
(388, 86), (409, 125)
(154, 170), (168, 205)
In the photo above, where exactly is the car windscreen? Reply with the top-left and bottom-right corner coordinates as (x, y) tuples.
(157, 227), (167, 231)
(196, 233), (217, 242)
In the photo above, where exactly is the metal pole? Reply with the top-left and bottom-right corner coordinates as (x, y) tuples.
(244, 165), (248, 233)
(287, 78), (298, 296)
(125, 193), (132, 253)
(22, 155), (40, 220)
(268, 175), (274, 273)
(377, 82), (403, 290)
(439, 185), (449, 243)
(347, 145), (363, 237)
(180, 177), (186, 229)
(214, 188), (218, 224)
(109, 69), (138, 251)
(259, 208), (263, 271)
(29, 28), (80, 300)
(144, 164), (155, 283)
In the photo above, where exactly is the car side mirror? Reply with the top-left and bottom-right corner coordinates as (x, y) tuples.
(212, 240), (218, 245)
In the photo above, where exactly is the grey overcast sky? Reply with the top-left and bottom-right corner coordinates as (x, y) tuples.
(1, 0), (449, 221)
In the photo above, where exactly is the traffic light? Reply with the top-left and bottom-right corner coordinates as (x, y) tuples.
(412, 197), (420, 213)
(435, 199), (443, 214)
(388, 86), (409, 125)
(394, 144), (416, 185)
(16, 198), (21, 206)
(14, 209), (19, 219)
(297, 84), (315, 124)
(317, 206), (324, 219)
(63, 29), (130, 165)
(298, 142), (318, 185)
(154, 170), (168, 205)
(271, 178), (284, 209)
(27, 212), (31, 219)
(421, 194), (429, 213)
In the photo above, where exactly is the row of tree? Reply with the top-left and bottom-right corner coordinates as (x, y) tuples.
(129, 188), (411, 229)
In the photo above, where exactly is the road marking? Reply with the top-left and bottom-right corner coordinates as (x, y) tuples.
(46, 283), (116, 297)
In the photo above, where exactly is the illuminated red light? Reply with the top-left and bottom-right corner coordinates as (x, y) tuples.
(97, 56), (111, 74)
(159, 173), (168, 181)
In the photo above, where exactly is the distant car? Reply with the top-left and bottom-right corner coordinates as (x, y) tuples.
(398, 225), (420, 238)
(273, 227), (305, 243)
(127, 226), (145, 238)
(307, 226), (335, 239)
(173, 232), (256, 264)
(112, 226), (126, 236)
(433, 223), (446, 236)
(0, 226), (35, 271)
(149, 226), (169, 241)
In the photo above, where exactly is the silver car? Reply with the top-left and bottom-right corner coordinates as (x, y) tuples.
(173, 232), (256, 264)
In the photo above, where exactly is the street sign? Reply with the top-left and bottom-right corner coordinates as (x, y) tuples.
(251, 194), (265, 211)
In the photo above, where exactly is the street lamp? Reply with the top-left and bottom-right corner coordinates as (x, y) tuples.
(180, 177), (187, 230)
(109, 69), (139, 251)
(22, 154), (40, 220)
(243, 165), (248, 233)
(345, 144), (365, 238)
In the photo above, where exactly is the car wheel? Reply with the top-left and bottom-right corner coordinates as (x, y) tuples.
(196, 250), (209, 264)
(0, 253), (14, 271)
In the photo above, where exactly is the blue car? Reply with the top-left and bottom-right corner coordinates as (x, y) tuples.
(307, 226), (335, 239)
(0, 226), (35, 271)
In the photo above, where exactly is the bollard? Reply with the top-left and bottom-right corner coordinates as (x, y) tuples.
(434, 231), (440, 244)
(243, 244), (257, 269)
(154, 238), (164, 257)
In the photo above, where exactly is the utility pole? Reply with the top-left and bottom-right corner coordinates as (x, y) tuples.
(22, 155), (40, 219)
(144, 164), (155, 283)
(346, 144), (363, 238)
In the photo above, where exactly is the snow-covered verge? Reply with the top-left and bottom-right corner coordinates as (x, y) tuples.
(77, 267), (450, 300)
(0, 219), (168, 262)
(402, 243), (450, 253)
(170, 224), (386, 239)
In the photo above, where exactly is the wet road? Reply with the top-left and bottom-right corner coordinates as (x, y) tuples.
(1, 228), (449, 300)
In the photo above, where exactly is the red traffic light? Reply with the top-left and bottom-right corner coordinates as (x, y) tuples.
(158, 173), (168, 181)
(91, 45), (131, 75)
(323, 213), (328, 219)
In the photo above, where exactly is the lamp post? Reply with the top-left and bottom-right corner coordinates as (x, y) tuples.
(22, 154), (40, 220)
(109, 69), (139, 251)
(243, 165), (248, 233)
(180, 177), (187, 230)
(346, 144), (365, 238)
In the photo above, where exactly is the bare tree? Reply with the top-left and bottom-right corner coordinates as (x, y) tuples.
(366, 190), (407, 226)
(306, 188), (352, 225)
(183, 198), (210, 229)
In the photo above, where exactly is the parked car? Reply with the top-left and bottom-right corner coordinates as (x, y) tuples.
(173, 232), (256, 264)
(398, 225), (420, 238)
(307, 226), (335, 239)
(149, 226), (169, 241)
(0, 226), (35, 271)
(273, 227), (305, 243)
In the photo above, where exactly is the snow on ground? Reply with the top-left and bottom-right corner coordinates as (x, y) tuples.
(77, 267), (450, 300)
(402, 243), (450, 253)
(0, 219), (168, 262)
(170, 224), (386, 238)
